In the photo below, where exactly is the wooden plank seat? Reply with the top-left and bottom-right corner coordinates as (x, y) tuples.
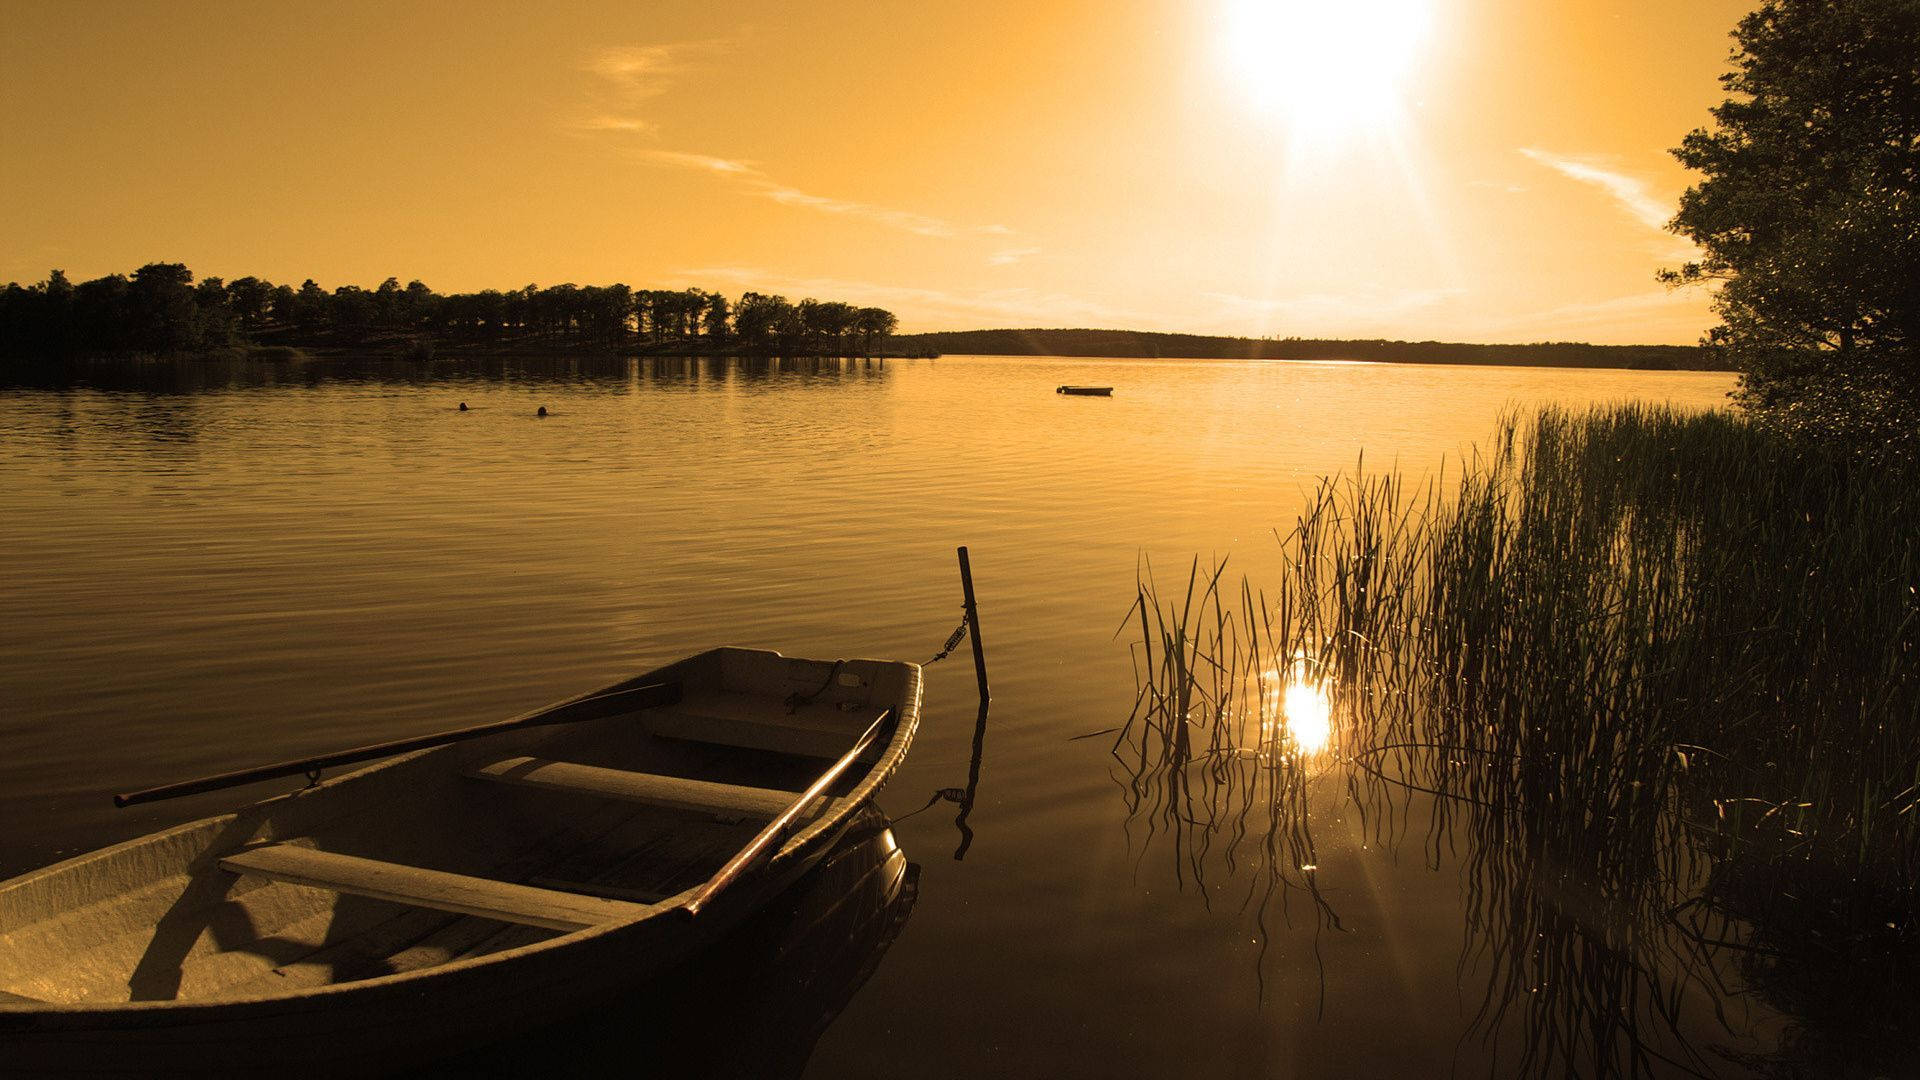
(467, 757), (830, 822)
(218, 845), (653, 933)
(642, 689), (890, 758)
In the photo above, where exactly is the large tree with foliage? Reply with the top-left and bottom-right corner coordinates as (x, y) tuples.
(1668, 0), (1920, 456)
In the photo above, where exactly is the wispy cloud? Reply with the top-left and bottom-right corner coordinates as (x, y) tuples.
(583, 42), (719, 99)
(1518, 148), (1674, 233)
(575, 115), (657, 135)
(988, 247), (1043, 266)
(572, 42), (1000, 241)
(636, 149), (988, 239)
(639, 150), (759, 175)
(571, 40), (729, 137)
(761, 185), (960, 238)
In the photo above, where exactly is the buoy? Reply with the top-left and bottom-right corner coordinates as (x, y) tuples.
(536, 406), (548, 417)
(458, 402), (468, 411)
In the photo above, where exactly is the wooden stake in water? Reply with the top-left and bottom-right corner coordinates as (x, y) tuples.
(954, 545), (990, 859)
(958, 545), (989, 707)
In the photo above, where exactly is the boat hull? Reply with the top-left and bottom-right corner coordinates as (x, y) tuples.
(0, 839), (832, 1077)
(0, 647), (922, 1077)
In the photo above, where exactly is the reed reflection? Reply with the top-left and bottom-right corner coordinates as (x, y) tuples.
(1115, 557), (1348, 994)
(1116, 445), (1825, 1076)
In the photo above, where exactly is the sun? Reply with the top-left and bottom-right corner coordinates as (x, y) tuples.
(1218, 0), (1432, 146)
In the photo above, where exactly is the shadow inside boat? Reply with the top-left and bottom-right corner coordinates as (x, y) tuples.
(411, 803), (918, 1079)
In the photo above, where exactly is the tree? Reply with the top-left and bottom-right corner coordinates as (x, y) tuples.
(194, 276), (234, 345)
(402, 280), (436, 327)
(732, 292), (785, 349)
(703, 291), (731, 341)
(291, 279), (330, 334)
(330, 285), (374, 338)
(852, 307), (898, 354)
(373, 276), (403, 327)
(126, 263), (199, 352)
(226, 276), (275, 329)
(1667, 0), (1920, 457)
(40, 270), (73, 355)
(773, 298), (809, 353)
(804, 300), (856, 353)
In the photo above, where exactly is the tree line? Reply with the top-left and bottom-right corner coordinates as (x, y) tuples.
(0, 264), (899, 360)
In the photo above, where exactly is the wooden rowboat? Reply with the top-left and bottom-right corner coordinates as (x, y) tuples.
(1055, 385), (1113, 396)
(0, 647), (922, 1077)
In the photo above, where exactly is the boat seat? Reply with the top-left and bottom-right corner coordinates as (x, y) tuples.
(641, 689), (889, 759)
(218, 845), (653, 933)
(467, 757), (828, 822)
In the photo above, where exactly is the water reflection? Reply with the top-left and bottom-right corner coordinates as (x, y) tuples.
(1116, 566), (1346, 996)
(1119, 562), (1777, 1075)
(423, 805), (917, 1078)
(1266, 659), (1333, 757)
(0, 354), (891, 395)
(0, 355), (1752, 1075)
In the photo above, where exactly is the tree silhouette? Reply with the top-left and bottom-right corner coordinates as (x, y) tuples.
(1668, 0), (1920, 457)
(703, 292), (731, 342)
(127, 263), (199, 353)
(226, 277), (274, 330)
(0, 264), (897, 361)
(853, 307), (899, 354)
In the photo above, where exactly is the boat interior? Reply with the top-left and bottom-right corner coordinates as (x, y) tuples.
(0, 649), (914, 1008)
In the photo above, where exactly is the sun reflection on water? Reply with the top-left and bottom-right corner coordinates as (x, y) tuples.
(1281, 679), (1333, 754)
(1261, 659), (1334, 756)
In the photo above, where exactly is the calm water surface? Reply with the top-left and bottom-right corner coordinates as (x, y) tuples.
(0, 355), (1756, 1077)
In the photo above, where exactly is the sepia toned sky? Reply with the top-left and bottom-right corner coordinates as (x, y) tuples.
(0, 0), (1752, 343)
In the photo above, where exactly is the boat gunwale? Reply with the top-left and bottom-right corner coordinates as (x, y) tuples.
(0, 648), (923, 1022)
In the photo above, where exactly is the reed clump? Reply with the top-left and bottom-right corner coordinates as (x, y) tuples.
(1121, 403), (1919, 1075)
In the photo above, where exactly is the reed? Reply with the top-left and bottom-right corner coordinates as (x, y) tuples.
(1119, 403), (1920, 1075)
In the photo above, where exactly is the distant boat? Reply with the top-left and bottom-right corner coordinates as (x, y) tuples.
(0, 647), (922, 1075)
(1056, 385), (1113, 396)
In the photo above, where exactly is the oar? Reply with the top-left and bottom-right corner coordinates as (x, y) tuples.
(683, 707), (894, 917)
(113, 680), (682, 808)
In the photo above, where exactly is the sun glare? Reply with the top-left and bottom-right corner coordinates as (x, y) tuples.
(1219, 0), (1432, 146)
(1281, 679), (1333, 755)
(1261, 661), (1335, 757)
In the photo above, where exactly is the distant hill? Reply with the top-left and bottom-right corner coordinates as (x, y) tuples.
(886, 328), (1727, 371)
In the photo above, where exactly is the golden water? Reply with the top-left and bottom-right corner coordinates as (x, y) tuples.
(0, 354), (1751, 1076)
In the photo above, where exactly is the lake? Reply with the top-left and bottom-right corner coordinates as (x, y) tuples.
(0, 354), (1756, 1076)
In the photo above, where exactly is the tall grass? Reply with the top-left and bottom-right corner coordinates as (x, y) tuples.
(1117, 404), (1920, 1076)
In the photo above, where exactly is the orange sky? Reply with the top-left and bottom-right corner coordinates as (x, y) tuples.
(0, 0), (1752, 344)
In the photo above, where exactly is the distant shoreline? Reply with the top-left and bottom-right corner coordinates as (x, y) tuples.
(11, 328), (1730, 373)
(885, 328), (1730, 372)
